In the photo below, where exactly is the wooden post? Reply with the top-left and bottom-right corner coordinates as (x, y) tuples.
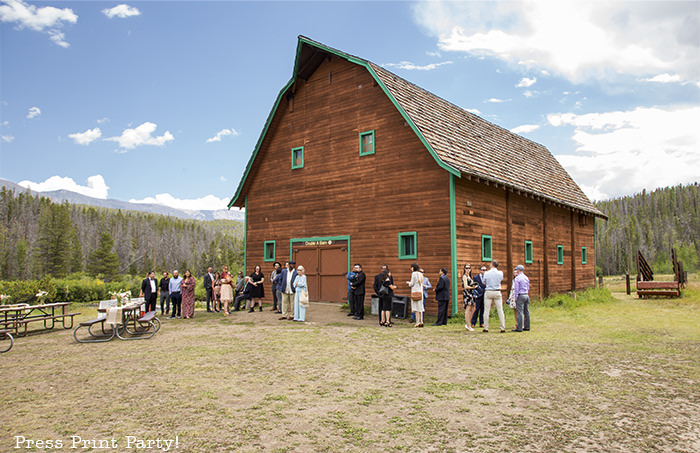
(542, 203), (549, 297)
(570, 210), (577, 291)
(625, 273), (630, 295)
(598, 275), (603, 287)
(506, 190), (512, 296)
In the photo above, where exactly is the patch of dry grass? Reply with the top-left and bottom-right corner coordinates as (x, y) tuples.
(2, 285), (699, 452)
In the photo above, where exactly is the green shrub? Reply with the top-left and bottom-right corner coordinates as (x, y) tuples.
(0, 276), (56, 304)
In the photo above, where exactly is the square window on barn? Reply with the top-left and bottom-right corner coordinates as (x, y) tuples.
(398, 232), (417, 259)
(482, 235), (493, 261)
(581, 246), (587, 265)
(557, 245), (564, 265)
(291, 146), (304, 169)
(524, 240), (533, 264)
(359, 130), (375, 156)
(264, 241), (276, 262)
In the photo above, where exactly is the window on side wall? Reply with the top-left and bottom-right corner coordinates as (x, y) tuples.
(557, 245), (564, 265)
(359, 130), (375, 156)
(264, 241), (276, 262)
(581, 247), (587, 265)
(482, 235), (493, 261)
(524, 240), (533, 264)
(291, 146), (304, 169)
(398, 232), (417, 260)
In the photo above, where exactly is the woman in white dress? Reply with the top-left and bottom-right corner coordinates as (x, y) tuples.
(407, 263), (424, 328)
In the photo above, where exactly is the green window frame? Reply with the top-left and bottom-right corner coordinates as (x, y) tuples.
(291, 146), (304, 169)
(264, 241), (276, 262)
(482, 235), (493, 262)
(581, 246), (587, 265)
(359, 130), (375, 156)
(398, 231), (417, 260)
(524, 240), (533, 264)
(557, 245), (564, 265)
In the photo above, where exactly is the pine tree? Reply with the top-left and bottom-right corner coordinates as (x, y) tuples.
(87, 231), (120, 281)
(33, 203), (73, 277)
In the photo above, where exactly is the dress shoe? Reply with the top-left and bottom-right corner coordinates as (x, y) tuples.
(347, 313), (355, 317)
(287, 317), (293, 320)
(523, 328), (530, 331)
(278, 317), (287, 320)
(207, 309), (213, 312)
(248, 308), (254, 313)
(259, 306), (263, 312)
(482, 329), (488, 332)
(432, 323), (441, 326)
(353, 316), (363, 320)
(275, 311), (282, 314)
(500, 329), (506, 333)
(511, 329), (522, 332)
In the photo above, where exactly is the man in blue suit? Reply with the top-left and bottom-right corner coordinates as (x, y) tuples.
(470, 265), (487, 328)
(276, 261), (298, 320)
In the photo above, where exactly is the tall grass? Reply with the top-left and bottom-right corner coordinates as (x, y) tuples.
(533, 287), (614, 309)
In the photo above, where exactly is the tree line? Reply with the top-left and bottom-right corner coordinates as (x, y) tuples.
(594, 183), (700, 276)
(0, 187), (244, 281)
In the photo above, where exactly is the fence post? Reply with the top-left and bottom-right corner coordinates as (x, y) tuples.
(625, 273), (630, 295)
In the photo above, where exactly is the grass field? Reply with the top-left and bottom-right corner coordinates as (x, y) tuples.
(2, 276), (699, 452)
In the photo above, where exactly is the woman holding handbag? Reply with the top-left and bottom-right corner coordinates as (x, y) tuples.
(407, 263), (425, 328)
(378, 269), (396, 327)
(293, 265), (309, 322)
(462, 263), (478, 331)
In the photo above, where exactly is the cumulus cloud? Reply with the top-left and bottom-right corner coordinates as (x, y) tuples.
(516, 77), (536, 88)
(510, 124), (540, 134)
(382, 60), (453, 71)
(26, 106), (41, 119)
(206, 128), (239, 143)
(18, 175), (110, 199)
(102, 4), (141, 19)
(641, 73), (682, 84)
(0, 0), (77, 47)
(413, 1), (700, 83)
(96, 117), (110, 124)
(104, 122), (174, 150)
(69, 127), (102, 145)
(485, 98), (509, 103)
(1, 135), (15, 143)
(548, 105), (700, 200)
(130, 193), (229, 211)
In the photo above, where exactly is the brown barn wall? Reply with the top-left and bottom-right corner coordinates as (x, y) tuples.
(241, 57), (451, 312)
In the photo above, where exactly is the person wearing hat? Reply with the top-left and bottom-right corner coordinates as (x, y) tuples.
(277, 261), (298, 320)
(512, 265), (530, 332)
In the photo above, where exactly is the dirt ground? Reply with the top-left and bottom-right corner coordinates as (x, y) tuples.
(1, 292), (699, 452)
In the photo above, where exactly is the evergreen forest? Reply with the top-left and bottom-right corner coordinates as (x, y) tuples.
(0, 187), (244, 282)
(594, 183), (700, 276)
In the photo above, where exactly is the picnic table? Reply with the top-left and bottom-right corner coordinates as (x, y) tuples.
(0, 302), (80, 337)
(0, 329), (13, 353)
(73, 299), (159, 343)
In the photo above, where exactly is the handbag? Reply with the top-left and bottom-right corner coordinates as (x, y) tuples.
(379, 285), (389, 296)
(411, 291), (423, 302)
(299, 290), (309, 307)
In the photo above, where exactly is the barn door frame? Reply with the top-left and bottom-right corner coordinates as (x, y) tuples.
(288, 235), (351, 273)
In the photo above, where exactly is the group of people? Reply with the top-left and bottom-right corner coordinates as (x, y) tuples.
(139, 258), (531, 332)
(461, 259), (531, 333)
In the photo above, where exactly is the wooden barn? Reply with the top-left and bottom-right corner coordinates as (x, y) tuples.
(228, 36), (606, 315)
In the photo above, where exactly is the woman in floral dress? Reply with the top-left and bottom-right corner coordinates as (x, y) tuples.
(181, 269), (196, 319)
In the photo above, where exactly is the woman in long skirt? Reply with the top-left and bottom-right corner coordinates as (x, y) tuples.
(220, 265), (234, 315)
(181, 269), (196, 319)
(407, 263), (424, 328)
(293, 266), (308, 322)
(213, 271), (222, 312)
(379, 269), (396, 327)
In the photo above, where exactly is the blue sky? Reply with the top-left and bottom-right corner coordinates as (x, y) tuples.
(1, 0), (698, 209)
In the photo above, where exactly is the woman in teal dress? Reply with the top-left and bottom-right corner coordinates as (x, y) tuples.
(293, 265), (308, 322)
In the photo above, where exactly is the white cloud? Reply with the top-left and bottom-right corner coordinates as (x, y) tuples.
(104, 122), (174, 150)
(26, 106), (41, 119)
(465, 108), (481, 115)
(130, 193), (229, 211)
(69, 127), (102, 145)
(641, 73), (682, 84)
(382, 60), (453, 71)
(96, 117), (110, 124)
(219, 176), (227, 182)
(516, 77), (536, 88)
(102, 4), (141, 19)
(0, 0), (77, 47)
(548, 105), (700, 200)
(206, 128), (240, 143)
(510, 124), (540, 134)
(18, 175), (110, 199)
(485, 98), (509, 103)
(413, 1), (699, 83)
(1, 135), (15, 143)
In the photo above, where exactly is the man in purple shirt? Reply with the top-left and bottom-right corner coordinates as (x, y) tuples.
(512, 265), (530, 332)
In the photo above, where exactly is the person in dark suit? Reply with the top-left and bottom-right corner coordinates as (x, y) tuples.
(372, 265), (388, 323)
(350, 264), (366, 320)
(470, 265), (487, 328)
(434, 268), (450, 326)
(140, 271), (158, 313)
(203, 267), (215, 312)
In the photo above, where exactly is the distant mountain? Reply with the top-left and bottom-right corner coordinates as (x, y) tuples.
(0, 178), (244, 222)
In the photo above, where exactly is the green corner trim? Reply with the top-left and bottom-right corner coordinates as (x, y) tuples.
(289, 235), (351, 272)
(243, 195), (247, 273)
(450, 174), (458, 316)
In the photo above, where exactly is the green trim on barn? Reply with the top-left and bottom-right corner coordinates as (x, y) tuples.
(243, 195), (247, 273)
(450, 174), (458, 316)
(359, 130), (375, 156)
(398, 231), (417, 260)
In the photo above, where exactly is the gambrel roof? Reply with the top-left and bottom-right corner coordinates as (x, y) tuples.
(230, 36), (605, 218)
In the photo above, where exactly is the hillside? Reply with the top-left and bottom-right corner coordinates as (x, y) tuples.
(594, 183), (700, 276)
(0, 187), (244, 280)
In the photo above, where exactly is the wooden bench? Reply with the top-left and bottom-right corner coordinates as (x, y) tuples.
(0, 329), (13, 353)
(13, 312), (80, 336)
(637, 281), (681, 298)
